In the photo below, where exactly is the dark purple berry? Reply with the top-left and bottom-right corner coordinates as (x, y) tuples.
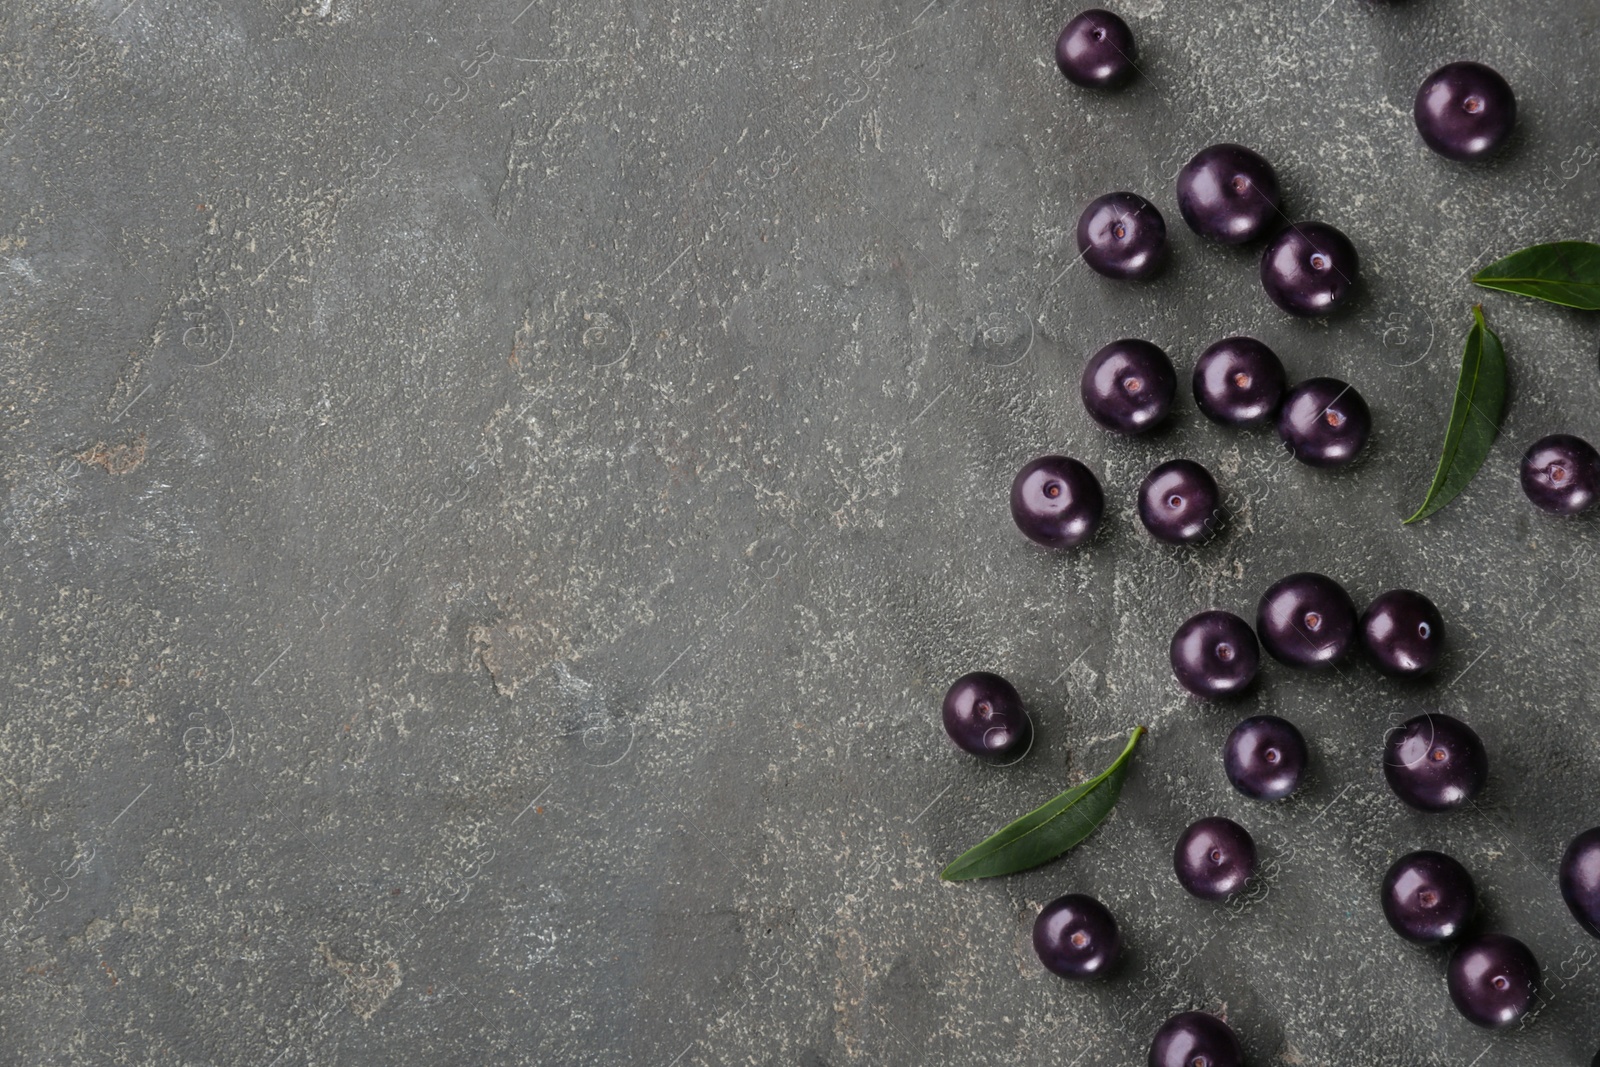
(1077, 192), (1168, 281)
(1361, 590), (1445, 677)
(1170, 610), (1259, 699)
(1176, 143), (1282, 245)
(1381, 850), (1476, 943)
(1147, 1012), (1243, 1067)
(1278, 377), (1371, 468)
(1055, 9), (1137, 89)
(1174, 816), (1256, 900)
(1224, 716), (1307, 801)
(1559, 826), (1600, 938)
(1010, 455), (1105, 549)
(1383, 713), (1488, 812)
(1256, 572), (1358, 669)
(1447, 934), (1539, 1029)
(1081, 339), (1176, 434)
(1260, 221), (1358, 317)
(941, 672), (1030, 759)
(1033, 893), (1121, 979)
(1520, 434), (1600, 515)
(1414, 62), (1516, 163)
(1137, 460), (1222, 545)
(1192, 336), (1287, 427)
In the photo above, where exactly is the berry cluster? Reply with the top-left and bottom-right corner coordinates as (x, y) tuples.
(1168, 579), (1539, 1029)
(937, 7), (1600, 1061)
(1012, 335), (1372, 555)
(1059, 11), (1597, 522)
(1062, 8), (1362, 320)
(947, 591), (1600, 1048)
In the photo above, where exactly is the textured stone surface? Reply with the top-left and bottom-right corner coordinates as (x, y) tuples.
(2, 1), (1599, 1064)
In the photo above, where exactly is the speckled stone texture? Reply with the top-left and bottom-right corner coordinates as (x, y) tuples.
(1, 1), (1598, 1064)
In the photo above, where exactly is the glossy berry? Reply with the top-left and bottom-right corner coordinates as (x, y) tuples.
(1055, 9), (1137, 89)
(1224, 716), (1307, 801)
(1011, 455), (1105, 549)
(1077, 192), (1168, 281)
(1033, 893), (1122, 979)
(1138, 460), (1221, 545)
(1147, 1012), (1243, 1067)
(1381, 850), (1476, 943)
(1278, 377), (1371, 468)
(1260, 221), (1358, 317)
(1256, 572), (1358, 669)
(1447, 934), (1539, 1029)
(1176, 144), (1282, 245)
(1383, 713), (1488, 812)
(1192, 336), (1287, 427)
(1170, 610), (1259, 699)
(1081, 339), (1176, 434)
(1520, 434), (1600, 515)
(1415, 62), (1516, 163)
(1559, 826), (1600, 938)
(1174, 816), (1256, 900)
(941, 672), (1031, 759)
(1361, 590), (1445, 677)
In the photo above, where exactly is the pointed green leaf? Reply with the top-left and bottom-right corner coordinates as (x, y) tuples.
(941, 726), (1144, 882)
(1472, 241), (1600, 310)
(1403, 306), (1507, 524)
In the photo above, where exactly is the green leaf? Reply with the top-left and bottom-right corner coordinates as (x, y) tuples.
(1472, 241), (1600, 310)
(1403, 306), (1507, 524)
(940, 726), (1144, 882)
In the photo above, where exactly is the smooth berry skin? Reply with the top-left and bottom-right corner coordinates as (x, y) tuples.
(941, 672), (1030, 759)
(1148, 1012), (1243, 1067)
(1447, 934), (1539, 1029)
(1224, 716), (1307, 801)
(1033, 894), (1122, 979)
(1256, 572), (1358, 670)
(1559, 827), (1600, 939)
(1260, 221), (1359, 317)
(1077, 192), (1168, 281)
(1137, 460), (1222, 545)
(1174, 817), (1256, 901)
(1192, 336), (1287, 427)
(1278, 377), (1371, 468)
(1520, 434), (1600, 515)
(1381, 850), (1476, 943)
(1176, 144), (1282, 245)
(1170, 611), (1259, 699)
(1081, 339), (1176, 434)
(1010, 455), (1105, 549)
(1383, 713), (1488, 813)
(1361, 590), (1445, 677)
(1414, 62), (1516, 163)
(1055, 9), (1137, 89)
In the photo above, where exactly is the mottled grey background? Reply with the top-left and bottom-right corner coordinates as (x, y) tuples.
(1, 0), (1598, 1064)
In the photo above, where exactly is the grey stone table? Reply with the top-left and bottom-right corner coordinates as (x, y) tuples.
(2, 0), (1598, 1064)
